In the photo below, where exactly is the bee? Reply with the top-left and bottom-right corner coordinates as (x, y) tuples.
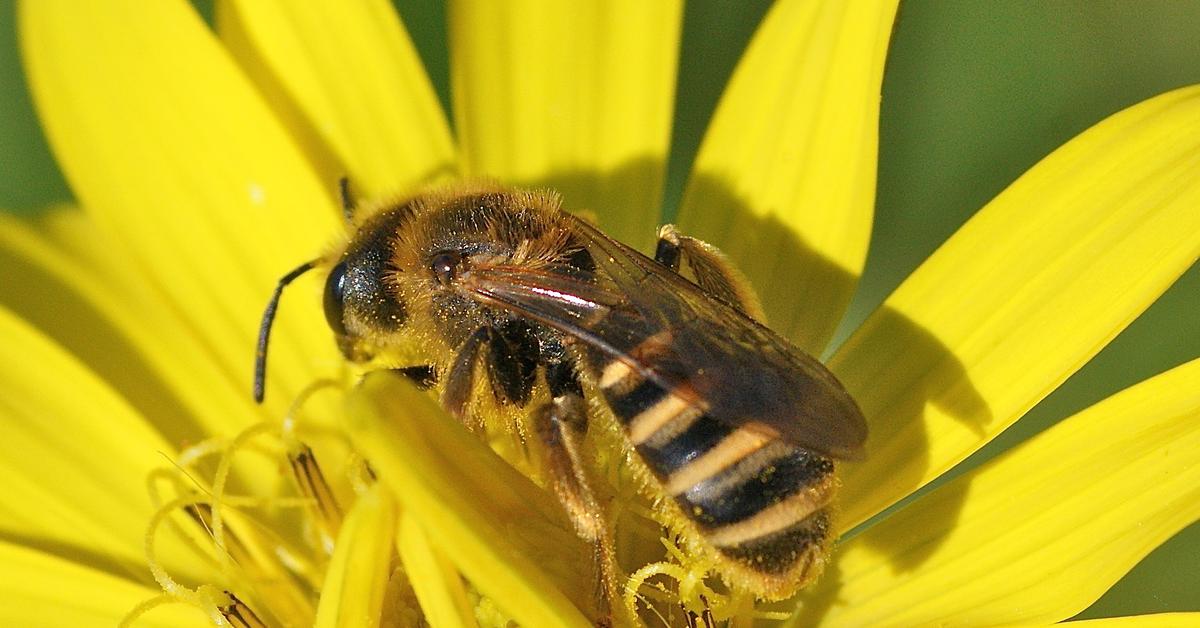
(254, 182), (866, 609)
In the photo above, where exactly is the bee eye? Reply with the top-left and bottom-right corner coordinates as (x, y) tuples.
(323, 261), (348, 335)
(430, 250), (463, 286)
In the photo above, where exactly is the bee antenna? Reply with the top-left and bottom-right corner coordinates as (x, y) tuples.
(254, 259), (320, 403)
(338, 176), (355, 223)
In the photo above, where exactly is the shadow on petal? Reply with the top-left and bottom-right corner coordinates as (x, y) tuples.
(784, 553), (843, 627)
(523, 155), (668, 251)
(679, 171), (867, 356)
(786, 480), (976, 625)
(0, 532), (151, 590)
(856, 473), (974, 570)
(0, 220), (208, 448)
(830, 283), (995, 548)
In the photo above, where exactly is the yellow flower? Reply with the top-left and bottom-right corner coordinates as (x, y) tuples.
(3, 1), (1199, 626)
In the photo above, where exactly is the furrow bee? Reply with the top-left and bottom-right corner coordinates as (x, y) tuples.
(254, 183), (866, 614)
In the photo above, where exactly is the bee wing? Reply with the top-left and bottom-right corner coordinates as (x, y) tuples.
(463, 216), (867, 460)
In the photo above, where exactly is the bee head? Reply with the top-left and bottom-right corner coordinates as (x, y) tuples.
(322, 212), (412, 361)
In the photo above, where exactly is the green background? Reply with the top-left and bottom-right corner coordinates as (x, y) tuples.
(1, 0), (1197, 619)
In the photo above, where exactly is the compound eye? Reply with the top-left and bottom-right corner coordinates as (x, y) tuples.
(323, 261), (349, 335)
(430, 250), (463, 286)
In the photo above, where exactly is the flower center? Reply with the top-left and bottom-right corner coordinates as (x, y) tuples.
(121, 384), (398, 626)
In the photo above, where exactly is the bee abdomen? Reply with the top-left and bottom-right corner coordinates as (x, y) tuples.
(598, 354), (836, 578)
(684, 445), (834, 575)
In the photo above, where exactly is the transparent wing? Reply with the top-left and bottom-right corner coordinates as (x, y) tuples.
(462, 215), (866, 459)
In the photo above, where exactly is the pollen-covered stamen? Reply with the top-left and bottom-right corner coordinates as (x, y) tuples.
(137, 494), (285, 625)
(135, 422), (357, 626)
(622, 536), (790, 626)
(221, 591), (270, 628)
(288, 443), (344, 551)
(696, 596), (717, 628)
(208, 423), (275, 563)
(182, 501), (318, 623)
(184, 502), (252, 566)
(624, 560), (692, 627)
(280, 379), (347, 552)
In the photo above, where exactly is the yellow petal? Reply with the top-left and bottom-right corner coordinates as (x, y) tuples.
(1064, 614), (1200, 627)
(397, 514), (477, 628)
(795, 358), (1200, 626)
(0, 210), (264, 446)
(449, 0), (683, 247)
(20, 0), (340, 411)
(314, 484), (397, 628)
(676, 0), (899, 352)
(216, 0), (457, 196)
(0, 306), (210, 585)
(345, 373), (592, 628)
(0, 542), (209, 627)
(832, 85), (1200, 530)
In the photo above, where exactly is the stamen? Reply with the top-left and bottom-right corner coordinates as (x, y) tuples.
(175, 436), (231, 469)
(288, 443), (343, 552)
(119, 586), (234, 628)
(623, 535), (792, 625)
(698, 596), (715, 628)
(752, 608), (791, 621)
(133, 378), (415, 626)
(144, 495), (210, 598)
(221, 591), (270, 628)
(624, 561), (689, 618)
(280, 378), (342, 440)
(345, 454), (376, 495)
(141, 494), (265, 624)
(683, 603), (698, 628)
(279, 379), (350, 552)
(639, 592), (672, 628)
(143, 489), (320, 624)
(118, 593), (178, 628)
(211, 424), (278, 564)
(139, 423), (334, 625)
(145, 468), (222, 574)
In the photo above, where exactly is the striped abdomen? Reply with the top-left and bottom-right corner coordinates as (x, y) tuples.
(594, 337), (836, 589)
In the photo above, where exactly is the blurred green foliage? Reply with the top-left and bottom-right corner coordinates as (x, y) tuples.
(0, 0), (1196, 618)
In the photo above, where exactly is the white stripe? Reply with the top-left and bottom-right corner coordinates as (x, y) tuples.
(664, 427), (771, 495)
(628, 394), (701, 445)
(704, 477), (835, 548)
(599, 360), (633, 389)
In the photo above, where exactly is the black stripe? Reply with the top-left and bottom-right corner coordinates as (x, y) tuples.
(715, 510), (830, 575)
(635, 413), (731, 479)
(603, 377), (667, 423)
(676, 447), (833, 528)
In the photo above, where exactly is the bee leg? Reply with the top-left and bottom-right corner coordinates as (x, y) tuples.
(655, 224), (766, 321)
(444, 321), (541, 439)
(653, 225), (684, 271)
(390, 365), (437, 390)
(485, 319), (539, 407)
(441, 326), (491, 430)
(534, 381), (618, 625)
